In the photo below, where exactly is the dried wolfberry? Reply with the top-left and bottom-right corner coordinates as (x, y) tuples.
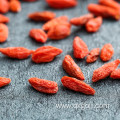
(92, 59), (120, 82)
(70, 14), (94, 26)
(88, 4), (120, 20)
(28, 11), (56, 22)
(86, 16), (103, 32)
(42, 16), (68, 31)
(63, 55), (85, 80)
(29, 29), (47, 43)
(0, 77), (11, 87)
(0, 23), (9, 43)
(61, 76), (95, 95)
(110, 69), (120, 79)
(0, 14), (9, 23)
(47, 22), (71, 40)
(0, 47), (34, 59)
(32, 46), (62, 63)
(0, 0), (9, 14)
(29, 77), (58, 94)
(9, 0), (21, 12)
(46, 0), (78, 9)
(73, 36), (89, 59)
(100, 43), (114, 62)
(86, 48), (100, 63)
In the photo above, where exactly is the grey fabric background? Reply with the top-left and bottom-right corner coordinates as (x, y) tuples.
(0, 0), (120, 120)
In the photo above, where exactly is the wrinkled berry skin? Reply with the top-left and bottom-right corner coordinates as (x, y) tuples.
(63, 55), (85, 80)
(61, 76), (95, 95)
(29, 77), (58, 94)
(100, 43), (114, 62)
(32, 46), (62, 63)
(0, 77), (11, 87)
(86, 48), (100, 63)
(110, 69), (120, 79)
(73, 36), (89, 59)
(92, 59), (120, 82)
(86, 16), (103, 32)
(0, 47), (34, 59)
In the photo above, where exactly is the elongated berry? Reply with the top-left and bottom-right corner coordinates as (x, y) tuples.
(61, 76), (95, 95)
(0, 77), (11, 87)
(0, 14), (9, 23)
(28, 77), (58, 94)
(0, 0), (9, 14)
(110, 69), (120, 79)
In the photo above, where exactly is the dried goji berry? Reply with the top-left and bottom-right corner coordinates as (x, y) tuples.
(47, 22), (71, 40)
(70, 14), (94, 26)
(0, 0), (9, 14)
(73, 36), (89, 59)
(0, 23), (9, 43)
(61, 76), (95, 95)
(46, 0), (78, 9)
(32, 46), (62, 63)
(29, 77), (58, 94)
(92, 59), (120, 82)
(86, 48), (100, 63)
(63, 55), (85, 80)
(100, 43), (114, 62)
(86, 16), (103, 32)
(0, 47), (34, 59)
(42, 16), (68, 31)
(88, 4), (120, 20)
(29, 29), (47, 43)
(9, 0), (21, 12)
(28, 11), (56, 22)
(110, 69), (120, 79)
(0, 14), (9, 23)
(0, 77), (11, 87)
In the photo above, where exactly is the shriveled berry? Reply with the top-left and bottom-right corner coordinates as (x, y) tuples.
(86, 48), (100, 63)
(63, 55), (85, 80)
(100, 43), (114, 62)
(0, 14), (9, 23)
(32, 46), (62, 63)
(0, 47), (34, 59)
(110, 69), (120, 79)
(92, 59), (120, 82)
(73, 36), (89, 59)
(0, 0), (9, 14)
(0, 77), (11, 87)
(28, 77), (58, 94)
(61, 76), (95, 95)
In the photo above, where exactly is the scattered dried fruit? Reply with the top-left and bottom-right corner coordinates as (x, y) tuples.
(110, 69), (120, 79)
(0, 14), (9, 23)
(29, 77), (58, 94)
(0, 0), (9, 14)
(92, 59), (120, 82)
(63, 55), (85, 80)
(32, 46), (62, 63)
(0, 47), (34, 59)
(61, 76), (95, 95)
(100, 43), (114, 62)
(29, 29), (47, 43)
(86, 48), (100, 63)
(0, 77), (11, 87)
(73, 36), (89, 59)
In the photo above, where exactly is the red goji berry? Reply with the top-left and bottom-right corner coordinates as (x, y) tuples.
(29, 29), (47, 43)
(0, 77), (11, 87)
(73, 36), (89, 59)
(32, 46), (62, 63)
(0, 14), (9, 23)
(92, 59), (120, 82)
(0, 0), (9, 14)
(0, 23), (9, 43)
(46, 0), (78, 9)
(61, 76), (95, 95)
(110, 69), (120, 79)
(42, 16), (68, 31)
(63, 55), (85, 80)
(86, 16), (103, 32)
(86, 48), (100, 63)
(100, 43), (114, 62)
(70, 13), (94, 26)
(9, 0), (21, 12)
(88, 4), (120, 20)
(28, 77), (58, 94)
(0, 47), (34, 59)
